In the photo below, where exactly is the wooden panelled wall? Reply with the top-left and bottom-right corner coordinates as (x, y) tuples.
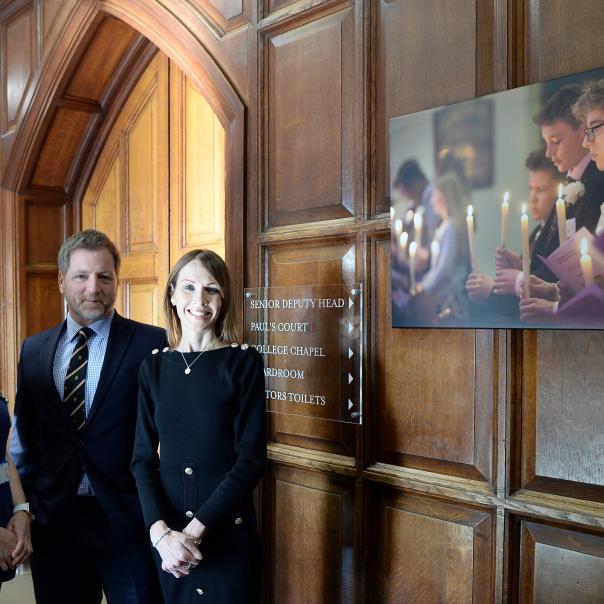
(1, 1), (604, 602)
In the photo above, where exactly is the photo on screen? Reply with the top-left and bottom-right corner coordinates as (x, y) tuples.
(390, 67), (604, 329)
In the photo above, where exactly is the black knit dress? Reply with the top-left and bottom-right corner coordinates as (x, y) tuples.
(132, 345), (266, 604)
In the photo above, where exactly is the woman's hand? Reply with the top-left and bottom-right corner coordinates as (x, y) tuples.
(150, 521), (202, 578)
(0, 527), (17, 572)
(6, 511), (32, 567)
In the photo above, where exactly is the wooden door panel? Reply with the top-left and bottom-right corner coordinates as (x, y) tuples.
(31, 108), (93, 189)
(372, 237), (495, 484)
(82, 53), (169, 327)
(366, 487), (494, 603)
(22, 196), (69, 336)
(269, 464), (355, 604)
(84, 152), (120, 247)
(170, 66), (226, 261)
(516, 518), (604, 603)
(65, 17), (139, 102)
(263, 6), (358, 227)
(519, 331), (604, 502)
(374, 0), (490, 214)
(265, 239), (357, 455)
(523, 1), (604, 83)
(1, 1), (35, 133)
(125, 93), (159, 252)
(25, 273), (63, 335)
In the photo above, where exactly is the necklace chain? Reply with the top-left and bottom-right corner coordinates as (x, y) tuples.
(179, 339), (217, 375)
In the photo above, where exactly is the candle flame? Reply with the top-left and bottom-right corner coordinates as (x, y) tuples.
(558, 183), (564, 198)
(522, 203), (527, 215)
(467, 205), (473, 217)
(413, 212), (423, 228)
(503, 191), (510, 204)
(580, 238), (589, 256)
(390, 206), (395, 219)
(406, 210), (415, 223)
(394, 219), (403, 235)
(409, 241), (417, 254)
(400, 232), (408, 247)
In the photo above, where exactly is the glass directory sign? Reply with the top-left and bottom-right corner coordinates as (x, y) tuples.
(244, 284), (363, 424)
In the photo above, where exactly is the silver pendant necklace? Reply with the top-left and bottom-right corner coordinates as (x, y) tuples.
(180, 340), (216, 375)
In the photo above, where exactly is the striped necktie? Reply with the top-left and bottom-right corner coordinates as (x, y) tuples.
(63, 327), (92, 432)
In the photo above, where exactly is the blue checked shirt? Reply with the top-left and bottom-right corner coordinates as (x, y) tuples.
(53, 310), (114, 495)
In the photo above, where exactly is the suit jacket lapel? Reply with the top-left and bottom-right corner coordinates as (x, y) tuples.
(86, 312), (134, 425)
(40, 322), (66, 406)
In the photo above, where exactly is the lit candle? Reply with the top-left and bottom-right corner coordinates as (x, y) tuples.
(398, 231), (408, 263)
(409, 241), (417, 290)
(390, 206), (395, 219)
(413, 212), (423, 248)
(466, 205), (476, 271)
(430, 240), (440, 269)
(580, 238), (594, 287)
(399, 231), (408, 253)
(556, 183), (567, 244)
(394, 218), (403, 238)
(521, 203), (530, 297)
(500, 191), (510, 248)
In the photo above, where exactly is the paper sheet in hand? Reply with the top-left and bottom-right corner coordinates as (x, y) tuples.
(538, 227), (604, 291)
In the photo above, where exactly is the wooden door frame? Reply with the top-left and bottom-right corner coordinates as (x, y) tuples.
(2, 0), (245, 324)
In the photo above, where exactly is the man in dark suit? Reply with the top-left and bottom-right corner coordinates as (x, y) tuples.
(11, 230), (165, 604)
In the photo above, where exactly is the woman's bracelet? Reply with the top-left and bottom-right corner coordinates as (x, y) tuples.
(151, 527), (171, 548)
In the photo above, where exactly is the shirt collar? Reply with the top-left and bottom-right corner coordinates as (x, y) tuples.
(65, 309), (115, 342)
(568, 152), (592, 181)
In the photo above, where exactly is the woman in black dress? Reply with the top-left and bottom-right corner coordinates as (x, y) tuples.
(132, 250), (266, 603)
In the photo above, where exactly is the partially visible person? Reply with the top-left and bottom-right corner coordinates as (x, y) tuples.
(132, 249), (266, 603)
(415, 172), (472, 323)
(392, 159), (440, 245)
(0, 390), (32, 589)
(573, 78), (604, 171)
(491, 148), (564, 299)
(535, 83), (604, 234)
(11, 229), (165, 604)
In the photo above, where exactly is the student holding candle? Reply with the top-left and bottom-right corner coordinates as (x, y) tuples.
(415, 172), (471, 323)
(392, 159), (440, 246)
(535, 84), (604, 234)
(467, 150), (562, 306)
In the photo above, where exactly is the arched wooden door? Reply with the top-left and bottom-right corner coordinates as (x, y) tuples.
(81, 51), (225, 326)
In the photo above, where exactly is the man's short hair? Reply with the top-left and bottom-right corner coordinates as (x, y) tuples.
(393, 159), (426, 189)
(525, 148), (559, 178)
(58, 229), (121, 275)
(572, 79), (604, 122)
(534, 84), (583, 129)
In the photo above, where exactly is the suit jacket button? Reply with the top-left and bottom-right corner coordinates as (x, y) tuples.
(196, 588), (204, 595)
(186, 511), (194, 518)
(185, 467), (194, 475)
(234, 517), (243, 525)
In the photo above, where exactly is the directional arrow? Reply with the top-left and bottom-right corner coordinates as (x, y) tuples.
(349, 298), (354, 309)
(348, 373), (353, 384)
(348, 399), (353, 410)
(348, 347), (353, 359)
(348, 322), (353, 334)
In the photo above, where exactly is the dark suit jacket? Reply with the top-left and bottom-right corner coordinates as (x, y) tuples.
(567, 160), (604, 233)
(12, 312), (165, 541)
(529, 207), (560, 283)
